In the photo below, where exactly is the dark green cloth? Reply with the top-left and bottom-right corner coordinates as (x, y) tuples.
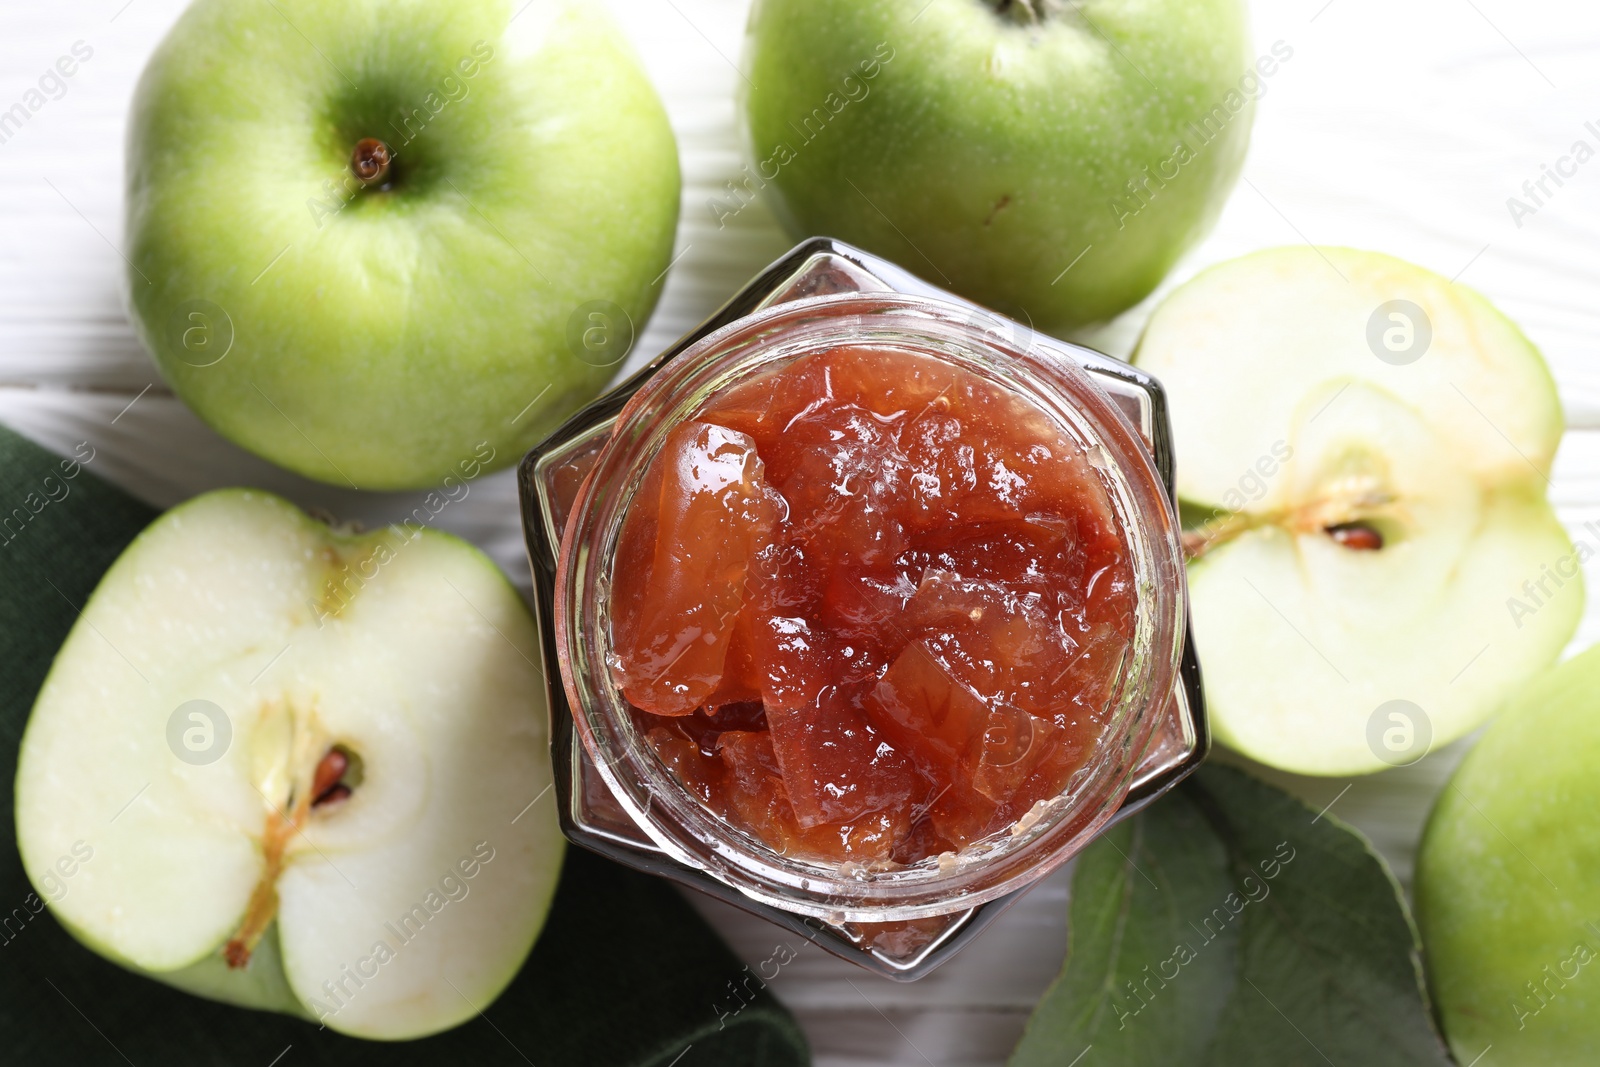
(0, 424), (809, 1067)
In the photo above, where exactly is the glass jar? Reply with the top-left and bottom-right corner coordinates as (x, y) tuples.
(517, 238), (1206, 979)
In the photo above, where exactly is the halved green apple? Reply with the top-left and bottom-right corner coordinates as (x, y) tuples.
(14, 489), (563, 1039)
(1134, 246), (1578, 775)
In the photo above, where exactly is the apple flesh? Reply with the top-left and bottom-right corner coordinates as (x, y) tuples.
(742, 0), (1256, 332)
(13, 490), (564, 1040)
(1133, 246), (1577, 775)
(126, 0), (681, 490)
(1417, 645), (1600, 1066)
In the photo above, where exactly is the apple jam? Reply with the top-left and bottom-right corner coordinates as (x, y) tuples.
(609, 345), (1137, 866)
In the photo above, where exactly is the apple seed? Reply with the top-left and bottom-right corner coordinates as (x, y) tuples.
(350, 138), (392, 186)
(311, 747), (348, 798)
(310, 742), (358, 809)
(1325, 522), (1384, 551)
(314, 783), (352, 807)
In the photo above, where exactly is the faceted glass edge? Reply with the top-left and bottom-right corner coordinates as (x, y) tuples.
(515, 237), (1208, 979)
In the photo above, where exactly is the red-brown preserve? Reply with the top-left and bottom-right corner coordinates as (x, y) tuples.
(610, 345), (1137, 866)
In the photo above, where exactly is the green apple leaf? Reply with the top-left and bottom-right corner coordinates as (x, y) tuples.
(1010, 787), (1240, 1062)
(1011, 764), (1453, 1067)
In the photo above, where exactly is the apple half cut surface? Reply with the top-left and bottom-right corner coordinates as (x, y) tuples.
(1134, 246), (1578, 775)
(14, 490), (563, 1040)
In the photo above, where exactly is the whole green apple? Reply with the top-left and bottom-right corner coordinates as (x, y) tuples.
(1417, 645), (1600, 1066)
(126, 0), (679, 490)
(740, 0), (1261, 332)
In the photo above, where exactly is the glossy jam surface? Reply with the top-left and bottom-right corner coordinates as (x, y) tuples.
(610, 346), (1136, 866)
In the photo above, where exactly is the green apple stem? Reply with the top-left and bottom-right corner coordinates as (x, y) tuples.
(223, 786), (308, 969)
(1182, 512), (1266, 561)
(224, 745), (353, 968)
(351, 138), (392, 186)
(1183, 492), (1396, 561)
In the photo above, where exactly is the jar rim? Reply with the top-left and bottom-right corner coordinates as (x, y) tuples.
(552, 291), (1187, 921)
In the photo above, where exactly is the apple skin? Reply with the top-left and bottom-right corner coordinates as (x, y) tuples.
(126, 0), (680, 490)
(1417, 645), (1600, 1066)
(151, 924), (308, 1018)
(742, 0), (1257, 332)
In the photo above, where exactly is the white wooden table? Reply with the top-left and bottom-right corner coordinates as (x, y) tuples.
(2, 1), (1596, 1063)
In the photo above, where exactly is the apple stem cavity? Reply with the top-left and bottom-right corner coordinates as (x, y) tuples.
(988, 0), (1063, 24)
(351, 138), (392, 187)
